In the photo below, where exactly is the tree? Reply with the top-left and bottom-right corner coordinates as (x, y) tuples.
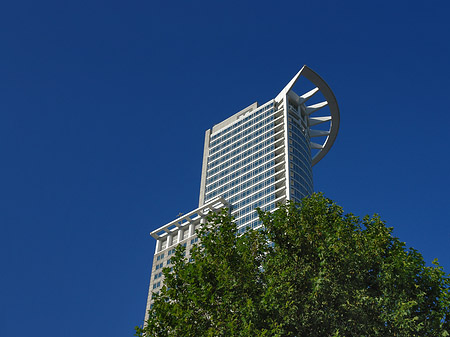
(136, 194), (450, 336)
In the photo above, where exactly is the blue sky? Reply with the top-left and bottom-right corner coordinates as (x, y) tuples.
(1, 0), (450, 336)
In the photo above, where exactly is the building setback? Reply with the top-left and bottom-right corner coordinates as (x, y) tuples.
(144, 65), (340, 321)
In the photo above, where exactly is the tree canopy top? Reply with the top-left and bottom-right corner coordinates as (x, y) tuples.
(137, 194), (450, 337)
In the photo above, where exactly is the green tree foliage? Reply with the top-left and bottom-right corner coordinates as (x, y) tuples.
(136, 194), (450, 336)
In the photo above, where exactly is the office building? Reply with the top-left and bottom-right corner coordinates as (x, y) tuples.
(144, 65), (340, 320)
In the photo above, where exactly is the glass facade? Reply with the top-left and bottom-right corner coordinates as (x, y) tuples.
(202, 98), (313, 232)
(287, 106), (314, 202)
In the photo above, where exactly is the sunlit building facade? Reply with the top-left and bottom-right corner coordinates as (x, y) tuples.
(144, 65), (340, 321)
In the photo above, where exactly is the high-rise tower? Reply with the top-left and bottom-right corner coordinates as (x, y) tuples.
(144, 65), (340, 320)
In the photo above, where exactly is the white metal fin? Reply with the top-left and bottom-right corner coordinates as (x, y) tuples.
(309, 116), (331, 126)
(310, 141), (324, 149)
(305, 101), (328, 115)
(298, 87), (319, 104)
(309, 129), (330, 137)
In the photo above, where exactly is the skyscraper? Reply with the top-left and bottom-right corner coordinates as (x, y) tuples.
(144, 65), (340, 320)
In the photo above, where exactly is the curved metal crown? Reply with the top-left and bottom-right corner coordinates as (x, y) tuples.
(275, 65), (340, 166)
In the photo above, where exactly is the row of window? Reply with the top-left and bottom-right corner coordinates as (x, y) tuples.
(208, 137), (275, 176)
(289, 141), (310, 168)
(290, 160), (313, 189)
(290, 152), (312, 179)
(209, 110), (275, 156)
(290, 148), (312, 178)
(289, 147), (313, 184)
(206, 166), (275, 204)
(151, 237), (201, 291)
(288, 109), (308, 128)
(209, 103), (274, 145)
(229, 176), (276, 211)
(207, 123), (276, 181)
(289, 116), (307, 135)
(237, 218), (262, 234)
(209, 114), (278, 165)
(208, 126), (276, 169)
(235, 200), (277, 226)
(289, 137), (312, 171)
(207, 134), (275, 178)
(291, 179), (313, 198)
(235, 210), (259, 227)
(290, 127), (310, 155)
(289, 126), (312, 170)
(291, 167), (313, 193)
(210, 107), (263, 144)
(206, 144), (275, 187)
(155, 258), (172, 272)
(206, 153), (276, 199)
(291, 187), (308, 202)
(232, 185), (276, 219)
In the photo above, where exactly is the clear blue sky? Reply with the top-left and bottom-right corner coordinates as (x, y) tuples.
(1, 1), (449, 336)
